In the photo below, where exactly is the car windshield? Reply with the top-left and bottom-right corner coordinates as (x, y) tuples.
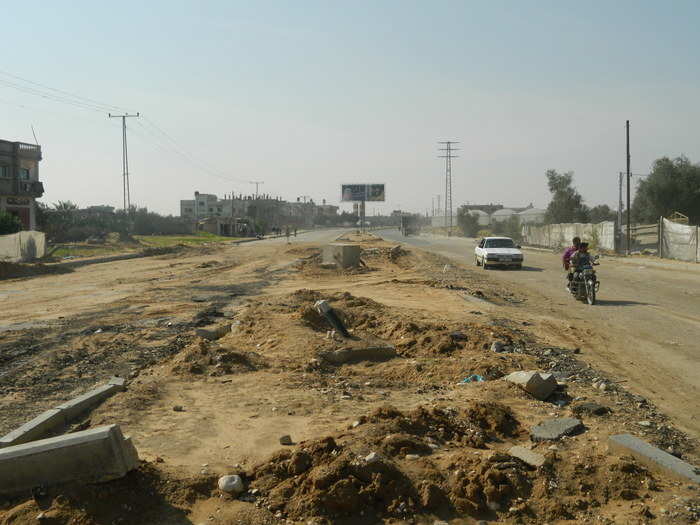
(485, 238), (515, 248)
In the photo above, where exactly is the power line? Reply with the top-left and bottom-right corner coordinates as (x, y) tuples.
(0, 69), (126, 112)
(438, 141), (459, 233)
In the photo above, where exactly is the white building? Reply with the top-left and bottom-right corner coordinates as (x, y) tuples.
(517, 207), (546, 224)
(491, 208), (517, 223)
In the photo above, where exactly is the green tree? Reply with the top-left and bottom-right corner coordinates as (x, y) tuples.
(632, 156), (700, 224)
(0, 210), (22, 235)
(588, 204), (617, 223)
(457, 207), (480, 237)
(492, 215), (522, 241)
(544, 170), (590, 224)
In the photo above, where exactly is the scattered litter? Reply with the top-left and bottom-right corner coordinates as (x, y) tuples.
(279, 434), (293, 446)
(459, 374), (485, 383)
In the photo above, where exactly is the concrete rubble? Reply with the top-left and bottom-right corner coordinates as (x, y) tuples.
(504, 370), (558, 400)
(322, 243), (361, 269)
(508, 445), (546, 467)
(531, 417), (584, 442)
(608, 434), (700, 484)
(0, 424), (139, 496)
(0, 376), (125, 448)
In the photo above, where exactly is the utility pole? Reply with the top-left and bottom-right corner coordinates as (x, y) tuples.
(618, 172), (624, 244)
(108, 112), (140, 211)
(626, 120), (631, 255)
(438, 141), (459, 234)
(436, 194), (441, 217)
(249, 180), (264, 197)
(431, 197), (435, 217)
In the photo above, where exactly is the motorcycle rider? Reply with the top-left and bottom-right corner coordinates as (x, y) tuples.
(562, 236), (581, 290)
(569, 241), (593, 291)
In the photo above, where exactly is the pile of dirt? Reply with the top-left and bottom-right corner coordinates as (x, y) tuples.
(0, 464), (214, 525)
(169, 339), (267, 377)
(247, 402), (524, 522)
(0, 261), (71, 280)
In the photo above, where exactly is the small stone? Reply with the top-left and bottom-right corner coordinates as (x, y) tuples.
(173, 405), (184, 412)
(598, 382), (608, 392)
(571, 401), (610, 417)
(450, 331), (467, 341)
(405, 454), (420, 460)
(218, 475), (245, 494)
(491, 341), (505, 352)
(365, 452), (382, 464)
(638, 420), (652, 427)
(548, 445), (558, 451)
(351, 420), (361, 428)
(279, 435), (293, 445)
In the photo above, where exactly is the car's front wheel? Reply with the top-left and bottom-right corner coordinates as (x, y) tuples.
(482, 257), (489, 269)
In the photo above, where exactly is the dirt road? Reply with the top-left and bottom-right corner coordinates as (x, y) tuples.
(380, 230), (700, 438)
(1, 231), (699, 524)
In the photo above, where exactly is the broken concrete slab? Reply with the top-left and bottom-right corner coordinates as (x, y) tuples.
(0, 409), (66, 449)
(195, 324), (231, 341)
(0, 424), (139, 496)
(531, 418), (584, 442)
(322, 243), (361, 269)
(508, 445), (546, 467)
(608, 434), (700, 484)
(504, 370), (558, 400)
(321, 345), (397, 365)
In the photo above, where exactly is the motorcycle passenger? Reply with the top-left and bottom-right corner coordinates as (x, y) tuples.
(570, 242), (593, 289)
(562, 236), (581, 289)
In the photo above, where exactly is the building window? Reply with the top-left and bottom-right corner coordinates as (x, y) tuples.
(18, 168), (30, 180)
(0, 166), (8, 177)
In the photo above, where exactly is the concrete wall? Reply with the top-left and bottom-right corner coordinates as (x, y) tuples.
(0, 230), (46, 262)
(522, 221), (616, 251)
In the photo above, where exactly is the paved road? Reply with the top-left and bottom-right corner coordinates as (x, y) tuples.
(379, 230), (700, 437)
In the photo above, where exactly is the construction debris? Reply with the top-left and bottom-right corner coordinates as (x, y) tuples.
(0, 424), (138, 496)
(531, 417), (584, 441)
(504, 370), (558, 400)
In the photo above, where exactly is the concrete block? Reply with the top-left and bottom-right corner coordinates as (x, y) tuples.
(56, 383), (121, 420)
(505, 371), (557, 400)
(322, 243), (361, 269)
(608, 434), (700, 484)
(531, 418), (584, 442)
(0, 409), (66, 449)
(108, 376), (126, 390)
(508, 445), (546, 467)
(0, 424), (139, 496)
(322, 346), (396, 365)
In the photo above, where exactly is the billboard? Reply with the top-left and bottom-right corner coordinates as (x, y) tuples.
(341, 184), (385, 202)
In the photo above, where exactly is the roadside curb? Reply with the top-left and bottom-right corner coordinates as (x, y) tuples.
(0, 377), (125, 449)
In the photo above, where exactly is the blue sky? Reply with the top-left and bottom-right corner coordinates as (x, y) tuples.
(3, 1), (699, 215)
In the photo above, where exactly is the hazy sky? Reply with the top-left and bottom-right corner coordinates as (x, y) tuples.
(3, 1), (700, 216)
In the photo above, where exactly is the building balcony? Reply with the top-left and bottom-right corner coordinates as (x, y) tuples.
(0, 178), (44, 198)
(0, 140), (42, 160)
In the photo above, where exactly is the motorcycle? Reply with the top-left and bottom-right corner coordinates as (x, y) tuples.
(568, 255), (600, 305)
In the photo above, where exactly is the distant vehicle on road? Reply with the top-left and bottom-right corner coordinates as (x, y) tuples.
(399, 215), (419, 236)
(474, 236), (523, 269)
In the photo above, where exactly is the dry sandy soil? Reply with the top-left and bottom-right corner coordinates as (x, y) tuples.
(0, 231), (698, 524)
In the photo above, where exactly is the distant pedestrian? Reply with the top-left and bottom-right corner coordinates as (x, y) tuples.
(285, 226), (291, 244)
(294, 228), (297, 237)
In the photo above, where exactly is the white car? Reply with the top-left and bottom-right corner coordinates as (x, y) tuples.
(475, 236), (524, 269)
